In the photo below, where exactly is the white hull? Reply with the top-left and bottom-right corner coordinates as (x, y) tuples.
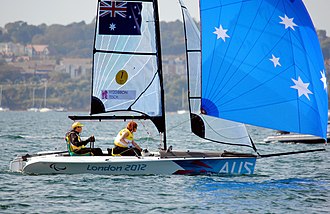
(10, 150), (257, 175)
(264, 134), (328, 144)
(0, 107), (10, 112)
(27, 108), (39, 112)
(177, 110), (187, 114)
(39, 108), (53, 112)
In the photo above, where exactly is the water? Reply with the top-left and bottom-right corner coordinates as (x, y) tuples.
(0, 111), (329, 213)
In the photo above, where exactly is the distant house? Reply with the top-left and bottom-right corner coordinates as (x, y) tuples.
(10, 59), (57, 79)
(25, 45), (49, 59)
(56, 58), (92, 79)
(162, 56), (186, 76)
(0, 42), (25, 57)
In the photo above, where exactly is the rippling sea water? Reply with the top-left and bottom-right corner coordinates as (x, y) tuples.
(0, 111), (329, 213)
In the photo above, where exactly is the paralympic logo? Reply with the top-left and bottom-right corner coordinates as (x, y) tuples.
(50, 163), (67, 171)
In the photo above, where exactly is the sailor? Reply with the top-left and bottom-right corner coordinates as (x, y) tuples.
(66, 122), (103, 156)
(110, 121), (142, 156)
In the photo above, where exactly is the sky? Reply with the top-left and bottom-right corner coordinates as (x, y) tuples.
(0, 0), (329, 32)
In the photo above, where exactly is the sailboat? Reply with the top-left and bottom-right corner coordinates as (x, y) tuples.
(10, 0), (327, 175)
(177, 88), (187, 114)
(0, 85), (10, 112)
(39, 81), (53, 112)
(27, 87), (39, 112)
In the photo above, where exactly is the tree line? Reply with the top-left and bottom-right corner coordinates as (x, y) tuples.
(0, 20), (186, 58)
(0, 21), (330, 111)
(1, 21), (330, 58)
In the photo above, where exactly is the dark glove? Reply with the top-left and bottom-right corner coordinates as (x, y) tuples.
(89, 136), (95, 142)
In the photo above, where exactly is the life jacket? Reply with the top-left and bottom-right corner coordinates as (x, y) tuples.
(65, 131), (86, 152)
(114, 128), (134, 148)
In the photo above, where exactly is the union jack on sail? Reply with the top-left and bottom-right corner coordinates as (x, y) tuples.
(99, 1), (127, 18)
(98, 0), (142, 35)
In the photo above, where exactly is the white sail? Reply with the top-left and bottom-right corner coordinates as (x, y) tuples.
(91, 0), (162, 118)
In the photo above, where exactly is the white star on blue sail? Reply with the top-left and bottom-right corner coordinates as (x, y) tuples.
(279, 14), (298, 30)
(213, 25), (230, 42)
(270, 54), (281, 67)
(290, 77), (313, 100)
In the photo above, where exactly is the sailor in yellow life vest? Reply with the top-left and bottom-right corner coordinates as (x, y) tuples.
(111, 121), (142, 156)
(66, 122), (103, 156)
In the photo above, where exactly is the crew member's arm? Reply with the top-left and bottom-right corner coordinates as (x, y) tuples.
(70, 133), (89, 147)
(119, 132), (130, 147)
(132, 141), (142, 151)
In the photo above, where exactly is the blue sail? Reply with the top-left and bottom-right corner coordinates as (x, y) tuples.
(180, 0), (253, 148)
(200, 0), (328, 139)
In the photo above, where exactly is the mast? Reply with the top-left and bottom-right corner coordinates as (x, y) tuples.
(0, 85), (2, 107)
(32, 87), (35, 107)
(43, 81), (47, 108)
(153, 0), (166, 150)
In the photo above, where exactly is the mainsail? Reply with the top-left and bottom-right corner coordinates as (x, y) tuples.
(91, 0), (165, 134)
(180, 0), (253, 148)
(197, 0), (327, 139)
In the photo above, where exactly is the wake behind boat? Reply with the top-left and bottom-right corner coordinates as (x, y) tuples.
(10, 0), (327, 175)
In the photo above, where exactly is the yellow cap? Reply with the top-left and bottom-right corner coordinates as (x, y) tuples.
(72, 122), (84, 129)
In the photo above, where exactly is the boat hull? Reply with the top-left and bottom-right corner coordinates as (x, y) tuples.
(10, 152), (257, 175)
(264, 134), (328, 144)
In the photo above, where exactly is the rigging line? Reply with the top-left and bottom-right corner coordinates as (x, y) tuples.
(258, 148), (326, 158)
(139, 120), (152, 145)
(249, 136), (259, 154)
(203, 135), (254, 148)
(166, 117), (191, 133)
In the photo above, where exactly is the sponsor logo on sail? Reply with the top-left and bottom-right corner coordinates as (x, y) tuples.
(101, 90), (136, 100)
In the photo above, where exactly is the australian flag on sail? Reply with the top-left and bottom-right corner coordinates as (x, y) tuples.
(98, 1), (142, 35)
